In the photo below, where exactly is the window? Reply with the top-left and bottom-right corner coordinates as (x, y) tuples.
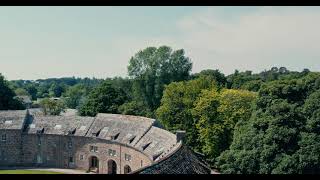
(124, 165), (132, 174)
(69, 156), (74, 163)
(90, 146), (98, 152)
(125, 154), (131, 161)
(79, 154), (84, 161)
(129, 136), (135, 144)
(4, 121), (12, 125)
(90, 156), (99, 169)
(1, 151), (6, 161)
(112, 133), (120, 140)
(38, 138), (41, 146)
(68, 128), (76, 135)
(92, 129), (101, 137)
(108, 149), (116, 157)
(142, 142), (151, 151)
(1, 134), (6, 142)
(54, 125), (62, 130)
(37, 155), (42, 164)
(68, 141), (72, 149)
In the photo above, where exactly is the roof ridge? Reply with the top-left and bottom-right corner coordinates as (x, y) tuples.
(132, 120), (155, 147)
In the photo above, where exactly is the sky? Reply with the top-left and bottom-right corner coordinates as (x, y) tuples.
(0, 6), (320, 80)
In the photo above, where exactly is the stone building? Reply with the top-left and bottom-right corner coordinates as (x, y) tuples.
(0, 109), (212, 174)
(15, 96), (32, 109)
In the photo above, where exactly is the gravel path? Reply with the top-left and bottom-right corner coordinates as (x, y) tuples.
(25, 168), (92, 174)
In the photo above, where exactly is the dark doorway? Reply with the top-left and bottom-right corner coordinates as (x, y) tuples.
(124, 165), (132, 174)
(89, 156), (99, 173)
(107, 160), (117, 174)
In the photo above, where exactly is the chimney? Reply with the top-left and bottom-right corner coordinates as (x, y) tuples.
(176, 130), (186, 143)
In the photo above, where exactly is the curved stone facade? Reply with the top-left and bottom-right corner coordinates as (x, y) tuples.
(0, 109), (211, 174)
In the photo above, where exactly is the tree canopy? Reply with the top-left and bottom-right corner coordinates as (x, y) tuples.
(0, 73), (24, 110)
(128, 46), (192, 114)
(193, 89), (257, 162)
(78, 81), (128, 117)
(39, 98), (66, 116)
(216, 73), (320, 174)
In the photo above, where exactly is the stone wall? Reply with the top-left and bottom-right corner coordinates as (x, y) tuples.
(19, 134), (152, 174)
(0, 129), (23, 166)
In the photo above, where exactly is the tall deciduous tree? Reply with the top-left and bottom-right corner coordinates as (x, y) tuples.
(49, 82), (66, 97)
(192, 69), (227, 87)
(63, 84), (88, 109)
(193, 89), (257, 162)
(14, 88), (30, 96)
(128, 46), (192, 114)
(25, 84), (38, 100)
(78, 81), (127, 117)
(156, 75), (217, 150)
(39, 98), (66, 116)
(118, 100), (152, 117)
(0, 73), (25, 110)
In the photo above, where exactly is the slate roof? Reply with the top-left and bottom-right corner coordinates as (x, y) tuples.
(0, 110), (27, 130)
(133, 144), (212, 174)
(26, 109), (95, 136)
(86, 113), (155, 146)
(134, 126), (177, 161)
(25, 115), (95, 136)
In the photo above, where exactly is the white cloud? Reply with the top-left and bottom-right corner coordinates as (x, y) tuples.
(174, 7), (320, 75)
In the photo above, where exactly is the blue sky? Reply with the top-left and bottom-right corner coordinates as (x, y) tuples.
(0, 6), (319, 80)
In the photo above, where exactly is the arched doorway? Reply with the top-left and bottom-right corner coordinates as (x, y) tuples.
(89, 156), (99, 173)
(124, 165), (132, 174)
(107, 160), (117, 174)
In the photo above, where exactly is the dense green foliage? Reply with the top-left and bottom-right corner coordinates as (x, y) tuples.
(62, 84), (90, 109)
(191, 69), (227, 87)
(156, 75), (218, 151)
(9, 77), (103, 100)
(39, 98), (66, 116)
(156, 74), (257, 159)
(14, 88), (30, 96)
(216, 73), (320, 174)
(78, 81), (127, 117)
(128, 46), (192, 115)
(193, 89), (257, 162)
(0, 74), (25, 110)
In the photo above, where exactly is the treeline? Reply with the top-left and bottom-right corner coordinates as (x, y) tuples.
(0, 74), (25, 110)
(1, 45), (320, 174)
(215, 72), (320, 174)
(10, 77), (103, 100)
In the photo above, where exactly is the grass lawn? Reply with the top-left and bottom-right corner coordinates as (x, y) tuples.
(0, 170), (64, 174)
